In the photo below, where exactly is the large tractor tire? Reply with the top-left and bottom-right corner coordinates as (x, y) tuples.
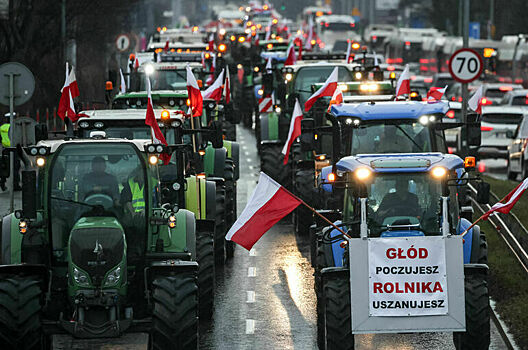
(453, 273), (490, 350)
(214, 186), (226, 265)
(260, 143), (292, 189)
(323, 271), (354, 350)
(152, 274), (199, 350)
(196, 231), (215, 321)
(294, 169), (315, 235)
(0, 274), (43, 350)
(224, 162), (237, 260)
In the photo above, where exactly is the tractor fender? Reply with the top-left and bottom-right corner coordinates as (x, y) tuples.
(204, 145), (227, 178)
(320, 166), (333, 193)
(322, 221), (346, 268)
(185, 176), (214, 220)
(145, 260), (199, 291)
(259, 112), (279, 142)
(320, 266), (349, 279)
(165, 209), (196, 260)
(1, 213), (22, 265)
(457, 218), (474, 264)
(0, 263), (49, 292)
(463, 263), (488, 276)
(223, 141), (240, 181)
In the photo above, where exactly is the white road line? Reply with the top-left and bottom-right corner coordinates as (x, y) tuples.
(246, 291), (256, 303)
(248, 267), (257, 277)
(249, 249), (257, 256)
(245, 151), (250, 156)
(245, 319), (255, 334)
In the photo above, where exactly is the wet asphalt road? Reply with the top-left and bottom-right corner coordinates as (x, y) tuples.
(199, 125), (509, 349)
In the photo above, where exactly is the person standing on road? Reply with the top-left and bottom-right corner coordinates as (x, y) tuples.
(0, 114), (21, 191)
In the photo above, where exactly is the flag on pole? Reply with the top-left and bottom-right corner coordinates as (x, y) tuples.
(68, 67), (79, 98)
(119, 68), (126, 94)
(395, 64), (410, 97)
(285, 40), (297, 65)
(327, 86), (344, 112)
(226, 172), (301, 250)
(163, 39), (170, 52)
(202, 69), (225, 101)
(468, 85), (483, 114)
(145, 76), (170, 165)
(304, 67), (338, 111)
(208, 33), (215, 51)
(426, 85), (448, 101)
(482, 178), (528, 220)
(58, 63), (81, 121)
(282, 99), (303, 164)
(224, 65), (231, 104)
(304, 18), (314, 50)
(186, 65), (203, 117)
(345, 41), (352, 63)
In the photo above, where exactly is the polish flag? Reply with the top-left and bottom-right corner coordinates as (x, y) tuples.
(208, 33), (215, 51)
(297, 43), (303, 61)
(206, 54), (216, 85)
(58, 63), (81, 120)
(282, 99), (303, 164)
(163, 39), (170, 52)
(395, 64), (411, 97)
(345, 41), (352, 63)
(145, 76), (170, 165)
(134, 57), (140, 72)
(119, 68), (126, 94)
(187, 65), (203, 117)
(226, 172), (301, 250)
(426, 85), (448, 101)
(468, 85), (483, 114)
(304, 67), (338, 111)
(285, 41), (297, 65)
(304, 18), (314, 50)
(482, 177), (528, 220)
(327, 86), (344, 112)
(202, 69), (225, 101)
(68, 68), (79, 98)
(224, 65), (231, 104)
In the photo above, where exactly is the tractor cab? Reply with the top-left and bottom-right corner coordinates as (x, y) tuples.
(130, 60), (204, 92)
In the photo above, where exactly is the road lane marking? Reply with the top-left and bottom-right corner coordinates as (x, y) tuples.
(247, 291), (256, 303)
(245, 319), (255, 334)
(248, 267), (257, 277)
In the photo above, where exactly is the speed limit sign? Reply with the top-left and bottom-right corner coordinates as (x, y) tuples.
(448, 48), (483, 83)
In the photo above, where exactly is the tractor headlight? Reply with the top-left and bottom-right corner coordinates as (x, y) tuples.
(431, 166), (447, 178)
(73, 267), (90, 287)
(168, 215), (177, 228)
(355, 167), (372, 180)
(103, 266), (122, 287)
(285, 73), (293, 81)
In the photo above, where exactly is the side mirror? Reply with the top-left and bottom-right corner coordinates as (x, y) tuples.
(300, 118), (315, 152)
(506, 130), (515, 139)
(476, 181), (490, 204)
(466, 123), (482, 147)
(0, 154), (10, 178)
(209, 121), (224, 149)
(22, 170), (37, 219)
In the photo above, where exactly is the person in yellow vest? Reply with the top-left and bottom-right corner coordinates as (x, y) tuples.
(0, 114), (21, 191)
(120, 166), (146, 215)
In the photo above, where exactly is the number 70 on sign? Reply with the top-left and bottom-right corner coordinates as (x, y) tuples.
(448, 48), (484, 83)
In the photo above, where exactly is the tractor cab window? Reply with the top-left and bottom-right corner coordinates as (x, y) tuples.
(49, 143), (150, 260)
(293, 66), (352, 104)
(350, 121), (433, 154)
(81, 126), (177, 144)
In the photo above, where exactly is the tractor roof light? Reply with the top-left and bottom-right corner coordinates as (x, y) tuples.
(389, 72), (396, 79)
(161, 110), (170, 121)
(431, 166), (447, 178)
(464, 156), (476, 169)
(355, 72), (362, 80)
(36, 157), (46, 167)
(327, 172), (336, 182)
(238, 36), (245, 43)
(355, 167), (371, 181)
(218, 43), (227, 52)
(352, 42), (360, 50)
(149, 155), (159, 165)
(419, 115), (430, 125)
(285, 73), (293, 81)
(317, 154), (326, 161)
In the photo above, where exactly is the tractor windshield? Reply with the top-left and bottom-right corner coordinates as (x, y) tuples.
(347, 121), (446, 154)
(344, 173), (444, 236)
(49, 143), (155, 259)
(293, 66), (352, 104)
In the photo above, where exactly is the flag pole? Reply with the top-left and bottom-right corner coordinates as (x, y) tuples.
(279, 184), (351, 239)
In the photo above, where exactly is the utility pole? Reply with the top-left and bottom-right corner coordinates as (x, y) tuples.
(458, 0), (463, 36)
(488, 0), (494, 39)
(461, 0), (470, 157)
(61, 0), (66, 62)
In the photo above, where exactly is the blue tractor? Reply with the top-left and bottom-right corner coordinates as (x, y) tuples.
(315, 152), (490, 350)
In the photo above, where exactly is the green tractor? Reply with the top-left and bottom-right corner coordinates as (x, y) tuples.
(0, 137), (205, 348)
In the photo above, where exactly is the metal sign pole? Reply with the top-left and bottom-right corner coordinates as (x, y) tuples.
(461, 0), (470, 157)
(8, 73), (15, 213)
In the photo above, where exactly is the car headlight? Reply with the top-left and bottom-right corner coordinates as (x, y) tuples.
(73, 267), (91, 287)
(103, 266), (122, 287)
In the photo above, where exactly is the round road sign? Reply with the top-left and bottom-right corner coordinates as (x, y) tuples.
(448, 48), (483, 83)
(116, 34), (130, 52)
(0, 62), (35, 107)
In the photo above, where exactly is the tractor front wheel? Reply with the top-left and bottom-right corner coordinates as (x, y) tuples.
(323, 271), (354, 350)
(151, 274), (199, 350)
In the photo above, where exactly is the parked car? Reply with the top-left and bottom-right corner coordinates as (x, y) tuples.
(499, 89), (528, 107)
(479, 106), (525, 159)
(480, 83), (523, 105)
(507, 114), (528, 179)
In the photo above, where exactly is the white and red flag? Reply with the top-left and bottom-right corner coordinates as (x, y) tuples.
(119, 68), (126, 94)
(67, 67), (79, 98)
(202, 69), (225, 101)
(468, 85), (483, 114)
(208, 33), (215, 51)
(327, 86), (344, 112)
(282, 99), (303, 164)
(395, 64), (410, 97)
(186, 65), (203, 117)
(145, 76), (170, 165)
(345, 40), (352, 63)
(224, 65), (231, 104)
(226, 172), (301, 250)
(426, 85), (448, 101)
(163, 39), (170, 52)
(284, 40), (297, 65)
(134, 57), (140, 72)
(482, 178), (528, 220)
(58, 63), (81, 121)
(304, 18), (314, 50)
(304, 67), (338, 111)
(206, 54), (216, 85)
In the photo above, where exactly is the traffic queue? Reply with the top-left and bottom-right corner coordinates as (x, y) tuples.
(2, 1), (527, 349)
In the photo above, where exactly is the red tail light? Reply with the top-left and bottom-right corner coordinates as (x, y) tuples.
(405, 41), (411, 46)
(481, 98), (492, 105)
(372, 35), (377, 41)
(481, 126), (494, 131)
(424, 77), (433, 83)
(446, 110), (455, 119)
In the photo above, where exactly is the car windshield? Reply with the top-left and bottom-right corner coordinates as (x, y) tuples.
(344, 173), (443, 236)
(512, 96), (528, 106)
(349, 122), (438, 154)
(139, 69), (188, 90)
(49, 143), (155, 254)
(294, 66), (352, 104)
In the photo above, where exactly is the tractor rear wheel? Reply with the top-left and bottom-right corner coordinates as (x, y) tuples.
(453, 273), (490, 350)
(260, 143), (292, 189)
(196, 231), (215, 321)
(214, 186), (226, 265)
(323, 271), (354, 350)
(151, 274), (198, 350)
(0, 274), (43, 349)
